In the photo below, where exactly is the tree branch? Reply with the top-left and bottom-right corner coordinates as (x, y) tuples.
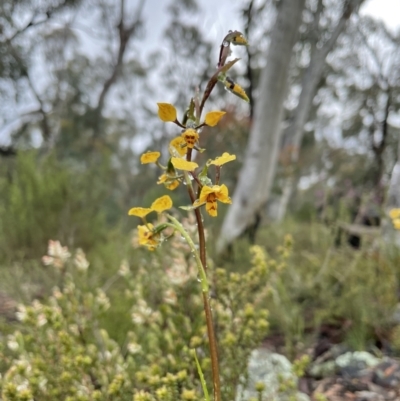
(26, 73), (52, 143)
(94, 0), (146, 118)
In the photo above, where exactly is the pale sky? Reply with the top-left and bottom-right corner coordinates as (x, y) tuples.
(1, 0), (399, 146)
(141, 0), (400, 51)
(360, 0), (400, 31)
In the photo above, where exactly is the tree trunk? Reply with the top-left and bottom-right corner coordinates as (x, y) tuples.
(275, 0), (364, 221)
(217, 0), (306, 253)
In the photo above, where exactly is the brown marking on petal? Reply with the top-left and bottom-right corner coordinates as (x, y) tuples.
(207, 193), (217, 202)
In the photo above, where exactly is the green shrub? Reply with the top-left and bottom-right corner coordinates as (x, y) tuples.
(0, 219), (278, 401)
(0, 151), (111, 263)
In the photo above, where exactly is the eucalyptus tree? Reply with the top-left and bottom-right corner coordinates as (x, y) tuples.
(0, 0), (147, 159)
(331, 16), (400, 198)
(217, 0), (365, 251)
(306, 15), (400, 221)
(217, 0), (306, 252)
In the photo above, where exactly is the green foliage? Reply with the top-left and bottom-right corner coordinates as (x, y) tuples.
(0, 219), (274, 400)
(229, 220), (400, 354)
(0, 151), (111, 263)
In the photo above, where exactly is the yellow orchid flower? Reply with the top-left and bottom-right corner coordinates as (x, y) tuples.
(158, 173), (179, 190)
(193, 184), (232, 217)
(138, 224), (160, 251)
(224, 77), (249, 102)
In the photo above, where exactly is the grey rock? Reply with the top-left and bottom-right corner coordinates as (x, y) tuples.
(236, 348), (310, 401)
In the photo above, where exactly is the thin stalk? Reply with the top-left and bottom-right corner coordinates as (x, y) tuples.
(192, 349), (211, 401)
(167, 177), (222, 401)
(182, 170), (207, 267)
(165, 216), (208, 293)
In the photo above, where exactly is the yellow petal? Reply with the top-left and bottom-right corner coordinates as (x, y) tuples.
(209, 152), (236, 166)
(171, 157), (198, 171)
(206, 200), (218, 217)
(389, 208), (400, 220)
(140, 151), (161, 164)
(157, 173), (179, 190)
(215, 184), (232, 204)
(157, 173), (167, 184)
(224, 78), (249, 102)
(128, 207), (153, 217)
(165, 180), (179, 190)
(204, 111), (226, 127)
(169, 137), (187, 157)
(393, 218), (400, 230)
(151, 195), (173, 213)
(157, 103), (177, 122)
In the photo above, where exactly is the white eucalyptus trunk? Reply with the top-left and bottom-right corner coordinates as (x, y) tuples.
(217, 0), (306, 253)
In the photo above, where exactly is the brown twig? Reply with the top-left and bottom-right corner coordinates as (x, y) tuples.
(185, 182), (221, 401)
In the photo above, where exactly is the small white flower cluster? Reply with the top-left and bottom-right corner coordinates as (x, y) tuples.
(74, 248), (90, 271)
(42, 240), (71, 269)
(95, 289), (111, 311)
(15, 304), (27, 322)
(163, 289), (177, 305)
(31, 300), (48, 327)
(7, 334), (19, 351)
(131, 299), (160, 325)
(127, 342), (142, 354)
(165, 261), (194, 286)
(118, 259), (130, 277)
(42, 240), (90, 271)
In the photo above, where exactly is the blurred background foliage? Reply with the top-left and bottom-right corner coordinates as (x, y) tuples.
(1, 0), (400, 399)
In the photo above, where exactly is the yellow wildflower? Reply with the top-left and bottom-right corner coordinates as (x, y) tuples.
(128, 207), (153, 218)
(171, 157), (198, 171)
(140, 151), (160, 164)
(231, 34), (248, 46)
(157, 103), (177, 122)
(151, 195), (173, 213)
(169, 137), (187, 157)
(204, 111), (226, 127)
(158, 173), (179, 190)
(193, 184), (232, 217)
(138, 224), (160, 251)
(224, 30), (248, 46)
(208, 152), (236, 166)
(224, 77), (249, 102)
(393, 218), (400, 230)
(181, 129), (199, 149)
(389, 208), (400, 220)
